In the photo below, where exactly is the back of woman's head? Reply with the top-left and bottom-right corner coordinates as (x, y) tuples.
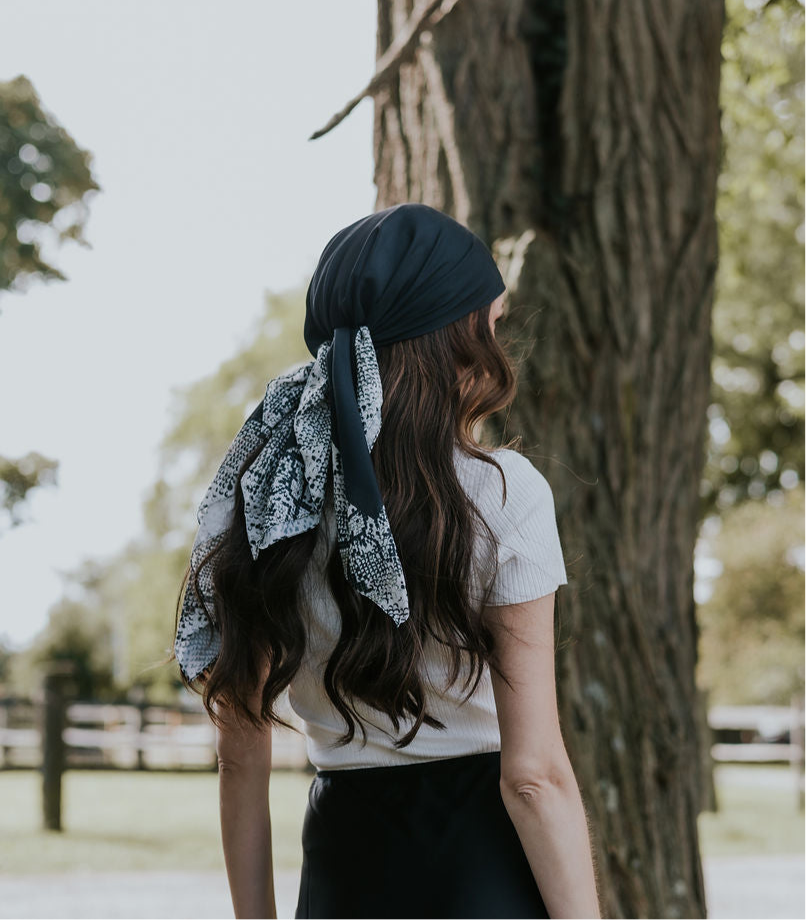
(183, 297), (519, 747)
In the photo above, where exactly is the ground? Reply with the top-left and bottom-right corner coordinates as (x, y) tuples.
(0, 764), (802, 918)
(0, 860), (801, 919)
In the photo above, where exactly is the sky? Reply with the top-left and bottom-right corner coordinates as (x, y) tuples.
(0, 0), (377, 646)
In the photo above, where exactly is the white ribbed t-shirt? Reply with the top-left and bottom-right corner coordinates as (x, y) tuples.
(287, 446), (568, 770)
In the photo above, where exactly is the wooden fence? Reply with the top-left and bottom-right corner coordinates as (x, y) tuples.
(0, 695), (802, 778)
(7, 683), (800, 832)
(710, 699), (805, 810)
(0, 694), (309, 772)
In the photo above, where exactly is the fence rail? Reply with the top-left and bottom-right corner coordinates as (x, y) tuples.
(0, 697), (308, 771)
(0, 697), (802, 775)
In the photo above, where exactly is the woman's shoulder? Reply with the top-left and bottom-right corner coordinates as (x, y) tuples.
(453, 445), (554, 520)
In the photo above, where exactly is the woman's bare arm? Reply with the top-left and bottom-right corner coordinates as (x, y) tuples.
(213, 665), (276, 920)
(484, 593), (601, 919)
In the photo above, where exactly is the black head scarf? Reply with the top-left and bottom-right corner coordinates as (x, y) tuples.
(174, 203), (504, 681)
(306, 203), (504, 517)
(305, 203), (505, 350)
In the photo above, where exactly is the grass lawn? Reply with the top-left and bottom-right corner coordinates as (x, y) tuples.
(0, 763), (801, 875)
(0, 769), (311, 875)
(697, 764), (804, 857)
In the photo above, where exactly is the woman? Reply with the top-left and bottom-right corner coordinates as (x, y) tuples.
(173, 203), (601, 919)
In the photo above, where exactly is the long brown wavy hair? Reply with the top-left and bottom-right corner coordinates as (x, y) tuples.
(174, 300), (519, 747)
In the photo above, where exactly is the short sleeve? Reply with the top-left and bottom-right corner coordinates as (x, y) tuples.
(471, 450), (568, 606)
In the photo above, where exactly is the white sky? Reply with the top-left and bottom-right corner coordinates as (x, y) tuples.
(0, 0), (377, 647)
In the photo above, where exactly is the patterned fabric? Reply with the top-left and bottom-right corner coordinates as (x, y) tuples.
(174, 326), (409, 682)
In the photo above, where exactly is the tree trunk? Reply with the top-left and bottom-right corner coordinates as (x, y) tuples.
(373, 1), (723, 916)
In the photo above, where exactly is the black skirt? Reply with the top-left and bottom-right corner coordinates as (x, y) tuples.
(294, 750), (549, 919)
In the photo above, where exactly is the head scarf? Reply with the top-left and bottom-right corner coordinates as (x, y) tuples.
(175, 203), (505, 681)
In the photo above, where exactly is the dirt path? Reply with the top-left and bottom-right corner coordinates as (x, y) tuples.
(0, 857), (802, 919)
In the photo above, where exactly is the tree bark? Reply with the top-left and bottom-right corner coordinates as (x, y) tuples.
(373, 1), (723, 916)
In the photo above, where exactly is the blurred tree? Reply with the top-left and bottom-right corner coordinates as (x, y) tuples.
(314, 0), (723, 914)
(126, 288), (309, 694)
(0, 636), (14, 688)
(703, 0), (805, 512)
(697, 486), (804, 704)
(0, 74), (99, 530)
(4, 289), (309, 703)
(156, 287), (309, 532)
(694, 0), (805, 727)
(0, 451), (58, 531)
(0, 75), (99, 294)
(10, 596), (115, 701)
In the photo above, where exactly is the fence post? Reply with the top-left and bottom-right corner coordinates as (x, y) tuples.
(127, 685), (148, 770)
(791, 692), (805, 812)
(0, 701), (8, 769)
(40, 662), (75, 832)
(697, 686), (717, 813)
(136, 702), (148, 771)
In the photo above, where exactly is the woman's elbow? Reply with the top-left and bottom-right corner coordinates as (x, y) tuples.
(500, 761), (575, 807)
(215, 731), (271, 775)
(216, 753), (269, 777)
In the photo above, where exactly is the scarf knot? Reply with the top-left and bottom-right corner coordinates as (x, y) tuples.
(175, 326), (408, 682)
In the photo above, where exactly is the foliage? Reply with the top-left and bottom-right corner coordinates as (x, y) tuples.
(0, 636), (15, 687)
(702, 0), (805, 513)
(0, 75), (99, 295)
(694, 0), (805, 709)
(0, 451), (58, 532)
(0, 75), (99, 529)
(696, 486), (804, 705)
(9, 597), (115, 701)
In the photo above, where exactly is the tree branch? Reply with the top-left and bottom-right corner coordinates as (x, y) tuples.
(309, 0), (461, 141)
